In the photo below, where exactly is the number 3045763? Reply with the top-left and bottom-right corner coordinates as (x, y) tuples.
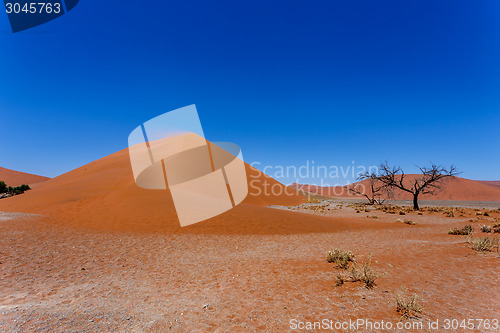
(5, 2), (61, 14)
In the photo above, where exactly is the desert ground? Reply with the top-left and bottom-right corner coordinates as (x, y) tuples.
(0, 150), (499, 332)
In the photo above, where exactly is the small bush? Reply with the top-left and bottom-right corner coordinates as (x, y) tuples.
(448, 225), (473, 235)
(326, 249), (355, 269)
(467, 236), (499, 252)
(396, 289), (423, 319)
(492, 222), (500, 228)
(493, 227), (500, 234)
(484, 212), (490, 217)
(367, 215), (378, 219)
(350, 260), (383, 289)
(305, 197), (321, 203)
(397, 218), (415, 225)
(480, 225), (492, 233)
(399, 211), (405, 215)
(335, 273), (345, 287)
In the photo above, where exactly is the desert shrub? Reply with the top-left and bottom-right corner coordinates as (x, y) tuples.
(396, 289), (423, 319)
(484, 212), (490, 217)
(399, 211), (405, 215)
(445, 211), (455, 218)
(367, 215), (378, 219)
(448, 225), (473, 235)
(335, 273), (345, 287)
(326, 249), (355, 269)
(0, 181), (6, 193)
(466, 236), (499, 252)
(493, 223), (500, 228)
(350, 260), (383, 289)
(493, 228), (500, 234)
(305, 197), (321, 203)
(396, 219), (415, 225)
(480, 225), (492, 233)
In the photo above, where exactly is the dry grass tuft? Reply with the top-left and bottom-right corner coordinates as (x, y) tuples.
(335, 273), (345, 287)
(396, 218), (415, 225)
(350, 259), (383, 289)
(466, 236), (499, 252)
(396, 289), (423, 319)
(448, 225), (473, 235)
(326, 248), (355, 269)
(480, 225), (492, 233)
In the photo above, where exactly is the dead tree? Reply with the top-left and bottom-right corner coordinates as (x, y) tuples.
(349, 175), (392, 205)
(364, 162), (460, 210)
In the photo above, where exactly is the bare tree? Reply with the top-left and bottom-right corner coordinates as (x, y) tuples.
(349, 175), (392, 205)
(362, 162), (460, 210)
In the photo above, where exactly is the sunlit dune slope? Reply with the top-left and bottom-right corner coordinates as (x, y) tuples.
(0, 166), (49, 187)
(0, 148), (368, 234)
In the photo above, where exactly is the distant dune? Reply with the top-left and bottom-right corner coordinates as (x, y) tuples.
(477, 180), (500, 188)
(0, 166), (50, 187)
(0, 148), (367, 234)
(291, 176), (500, 202)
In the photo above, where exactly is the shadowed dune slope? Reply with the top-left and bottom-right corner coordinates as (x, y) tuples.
(0, 166), (50, 186)
(0, 148), (370, 234)
(292, 176), (500, 201)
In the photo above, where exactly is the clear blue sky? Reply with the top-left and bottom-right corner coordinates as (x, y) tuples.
(1, 0), (499, 185)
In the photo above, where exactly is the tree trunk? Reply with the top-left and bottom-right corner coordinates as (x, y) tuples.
(413, 193), (419, 210)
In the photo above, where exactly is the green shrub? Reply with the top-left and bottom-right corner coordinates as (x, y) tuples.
(0, 181), (6, 193)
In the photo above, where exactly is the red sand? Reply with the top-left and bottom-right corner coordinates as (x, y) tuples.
(1, 150), (499, 331)
(0, 148), (362, 234)
(0, 166), (49, 187)
(292, 176), (500, 202)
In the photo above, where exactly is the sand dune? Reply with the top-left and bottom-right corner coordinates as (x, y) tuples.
(0, 148), (371, 234)
(0, 166), (49, 187)
(291, 175), (500, 201)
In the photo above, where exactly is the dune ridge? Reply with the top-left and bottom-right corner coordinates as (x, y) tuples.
(0, 148), (373, 234)
(0, 166), (50, 187)
(291, 176), (500, 201)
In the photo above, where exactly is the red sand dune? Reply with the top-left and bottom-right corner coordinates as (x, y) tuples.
(0, 166), (49, 187)
(0, 148), (375, 234)
(292, 175), (500, 202)
(478, 180), (500, 188)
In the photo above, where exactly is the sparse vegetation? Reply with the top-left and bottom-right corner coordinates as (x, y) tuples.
(466, 236), (499, 252)
(326, 248), (355, 269)
(448, 225), (473, 235)
(350, 259), (383, 289)
(397, 219), (415, 225)
(480, 225), (492, 233)
(0, 181), (31, 198)
(335, 273), (345, 287)
(396, 289), (423, 319)
(304, 197), (321, 203)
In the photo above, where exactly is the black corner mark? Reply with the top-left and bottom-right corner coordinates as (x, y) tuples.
(3, 0), (79, 33)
